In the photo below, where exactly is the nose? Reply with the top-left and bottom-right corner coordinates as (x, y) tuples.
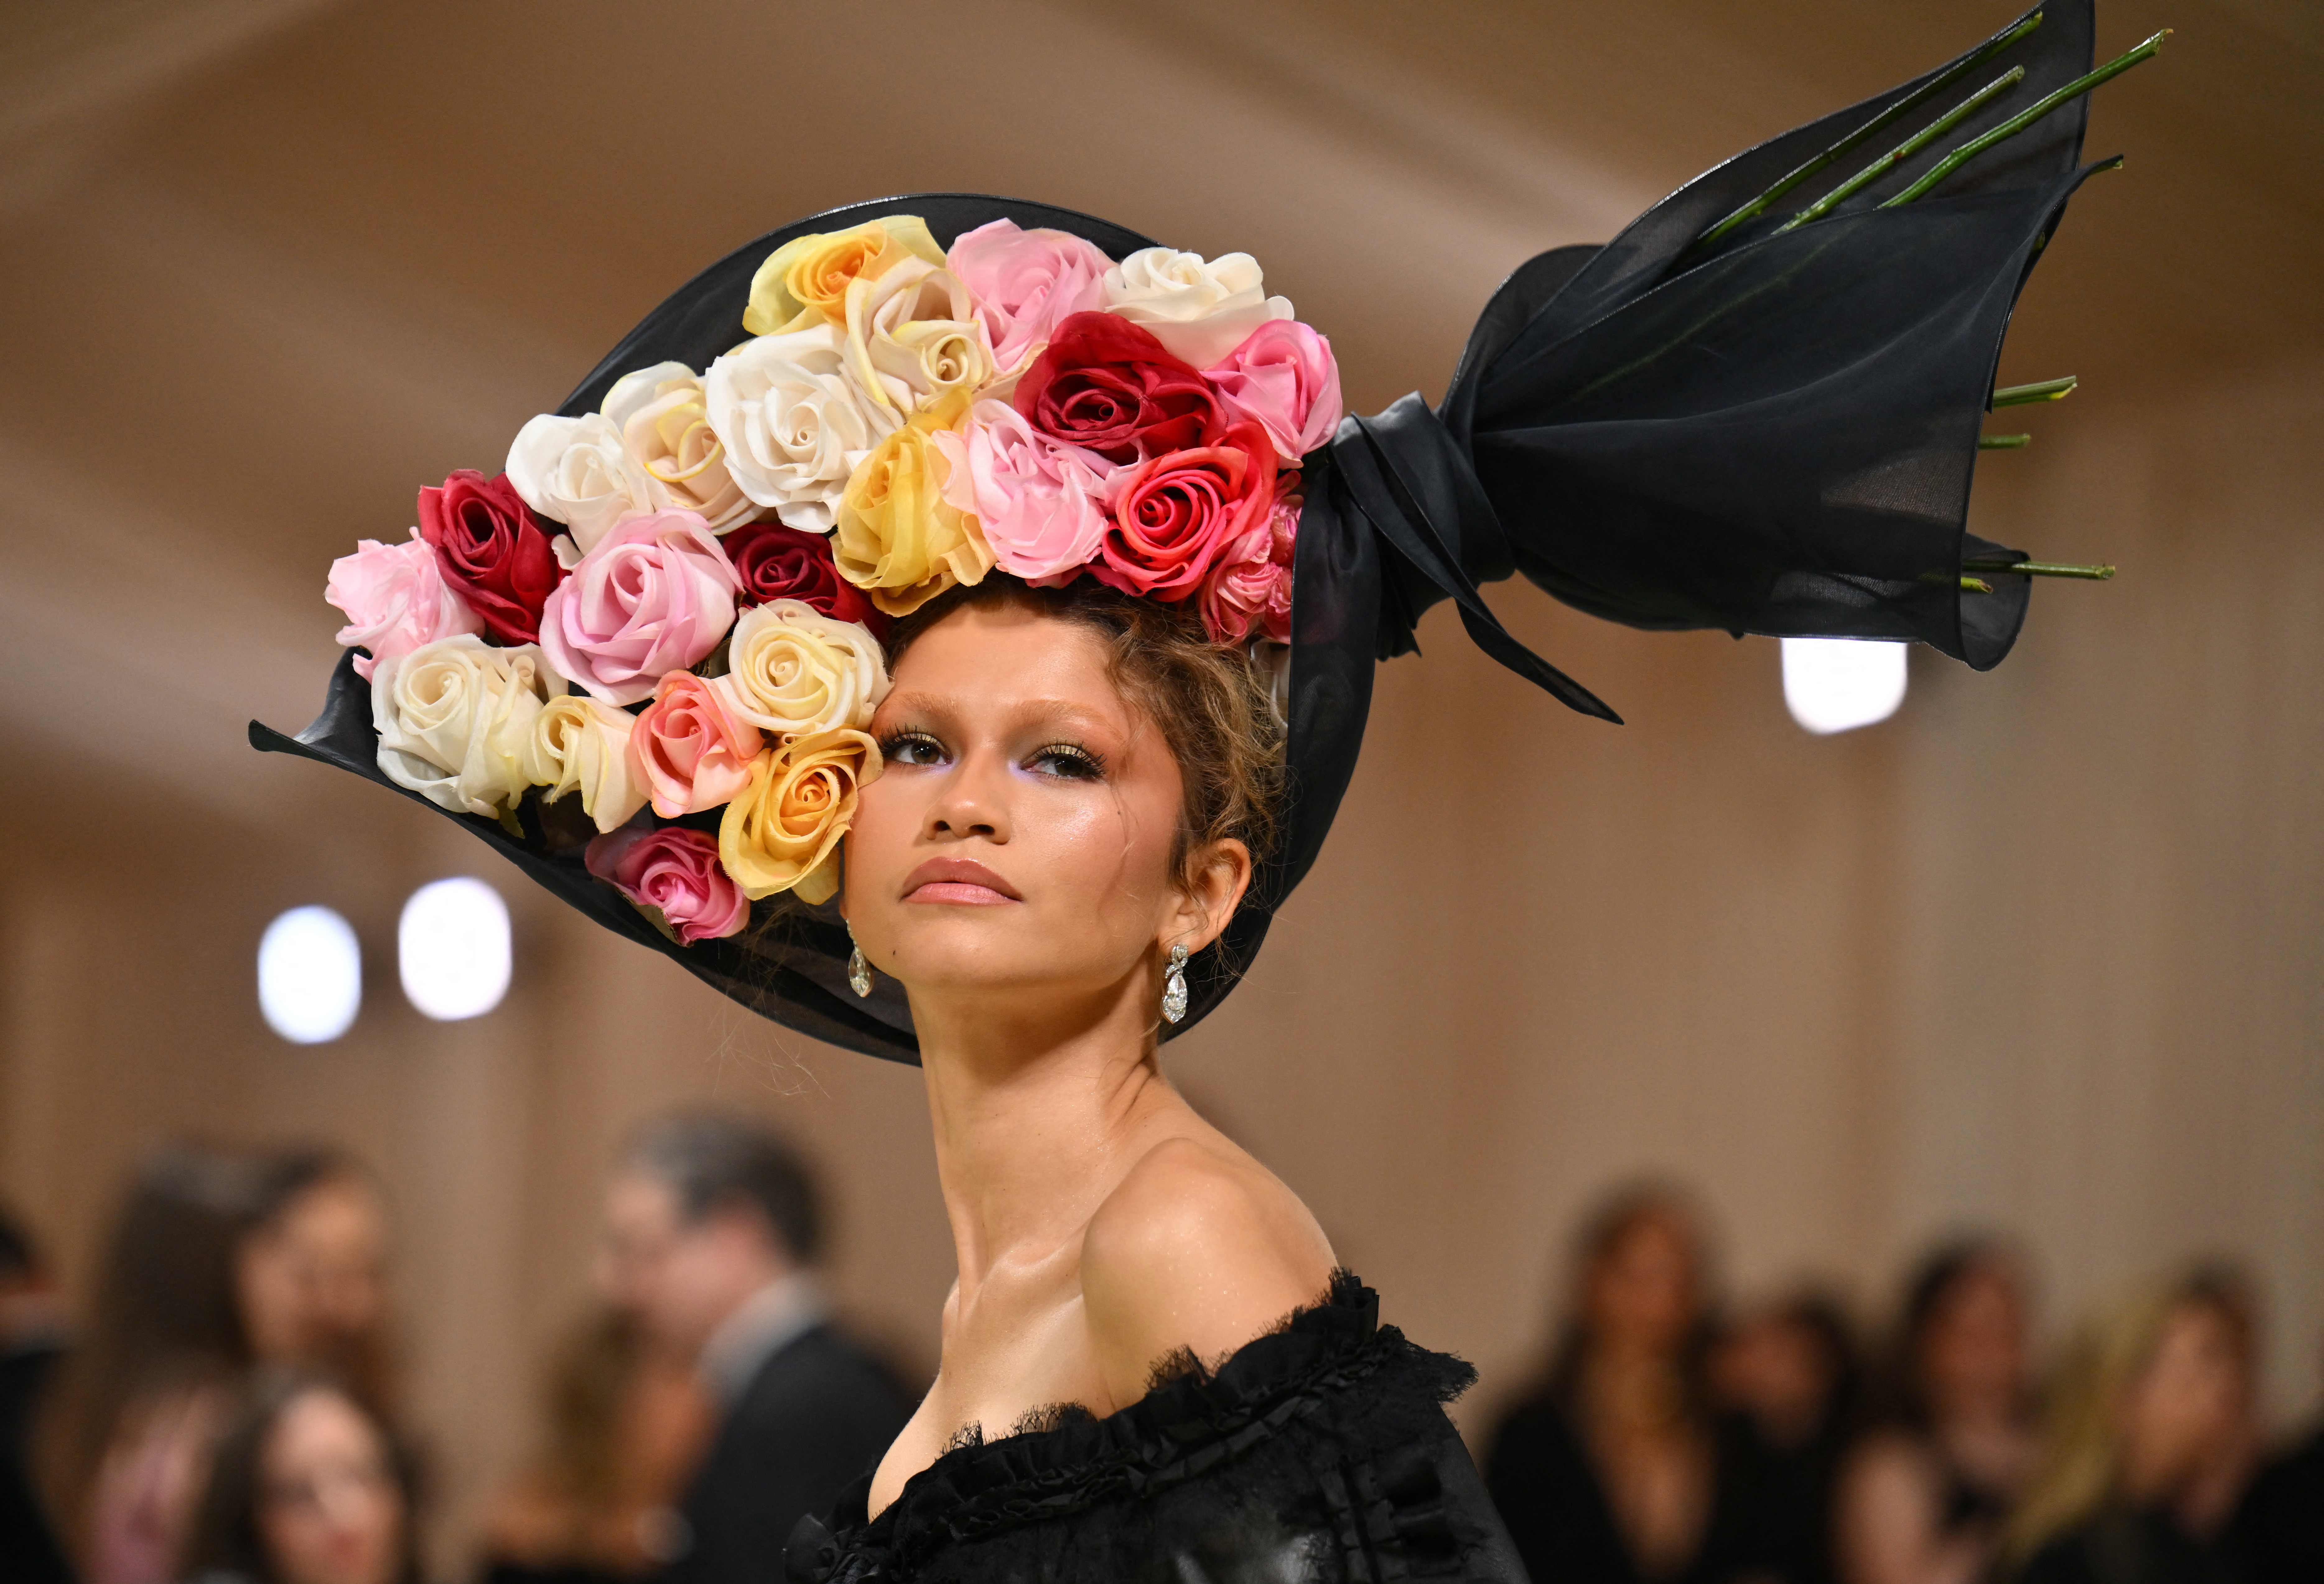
(924, 748), (1011, 844)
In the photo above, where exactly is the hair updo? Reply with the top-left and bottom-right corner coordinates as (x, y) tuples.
(885, 577), (1285, 891)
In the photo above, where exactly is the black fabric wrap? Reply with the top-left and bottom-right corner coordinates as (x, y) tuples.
(781, 1270), (1525, 1583)
(253, 2), (2114, 1062)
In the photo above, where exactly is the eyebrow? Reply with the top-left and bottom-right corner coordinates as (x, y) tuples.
(877, 691), (1124, 738)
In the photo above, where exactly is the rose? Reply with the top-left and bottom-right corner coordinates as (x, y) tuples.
(702, 326), (895, 532)
(413, 470), (562, 644)
(326, 530), (482, 681)
(537, 511), (743, 706)
(841, 257), (994, 419)
(718, 729), (882, 905)
(831, 392), (994, 616)
(1012, 312), (1223, 465)
(371, 635), (559, 816)
(1205, 320), (1342, 463)
(602, 361), (757, 532)
(743, 215), (944, 336)
(713, 599), (889, 739)
(505, 411), (658, 557)
(947, 219), (1111, 376)
(584, 826), (750, 945)
(930, 399), (1111, 582)
(1199, 484), (1299, 644)
(628, 671), (765, 818)
(715, 519), (884, 631)
(1101, 246), (1294, 368)
(1092, 419), (1278, 601)
(523, 695), (648, 832)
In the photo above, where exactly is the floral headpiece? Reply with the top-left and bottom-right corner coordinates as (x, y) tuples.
(259, 2), (2152, 1062)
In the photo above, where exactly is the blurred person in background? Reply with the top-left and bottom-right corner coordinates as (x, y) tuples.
(596, 1114), (908, 1584)
(1836, 1239), (2040, 1584)
(1713, 1289), (1865, 1584)
(2003, 1267), (2259, 1584)
(35, 1143), (398, 1584)
(2, 1200), (74, 1583)
(1485, 1182), (1753, 1584)
(182, 1371), (419, 1584)
(476, 1308), (711, 1584)
(2231, 1330), (2324, 1584)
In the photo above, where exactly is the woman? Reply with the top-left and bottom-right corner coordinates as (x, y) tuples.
(234, 1157), (395, 1417)
(2003, 1270), (2258, 1584)
(1714, 1291), (1864, 1584)
(182, 1372), (418, 1584)
(1484, 1186), (1750, 1584)
(1836, 1242), (2040, 1584)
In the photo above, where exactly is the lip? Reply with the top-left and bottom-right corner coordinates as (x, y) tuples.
(901, 857), (1022, 906)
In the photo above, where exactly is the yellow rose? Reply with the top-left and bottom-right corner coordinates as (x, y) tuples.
(743, 216), (944, 337)
(831, 392), (994, 617)
(718, 730), (883, 904)
(522, 694), (648, 833)
(712, 599), (890, 739)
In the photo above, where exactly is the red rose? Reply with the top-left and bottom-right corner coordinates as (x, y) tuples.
(416, 470), (561, 644)
(718, 520), (888, 639)
(1091, 420), (1278, 602)
(1013, 312), (1224, 464)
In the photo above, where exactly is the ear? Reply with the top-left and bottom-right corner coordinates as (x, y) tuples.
(1160, 837), (1252, 955)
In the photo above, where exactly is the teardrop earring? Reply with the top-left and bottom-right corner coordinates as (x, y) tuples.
(846, 926), (872, 999)
(1160, 942), (1190, 1025)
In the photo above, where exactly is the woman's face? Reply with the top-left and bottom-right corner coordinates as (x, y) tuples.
(846, 602), (1225, 1009)
(256, 1388), (405, 1584)
(1921, 1263), (2028, 1410)
(2119, 1301), (2250, 1499)
(1585, 1209), (1701, 1353)
(238, 1176), (389, 1369)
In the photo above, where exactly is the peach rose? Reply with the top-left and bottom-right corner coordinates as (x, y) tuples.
(717, 729), (882, 905)
(629, 672), (766, 818)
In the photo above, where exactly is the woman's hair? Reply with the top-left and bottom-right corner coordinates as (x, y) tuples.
(2001, 1266), (2254, 1571)
(181, 1370), (420, 1584)
(33, 1142), (356, 1556)
(1543, 1180), (1719, 1422)
(1875, 1236), (2027, 1433)
(886, 576), (1286, 888)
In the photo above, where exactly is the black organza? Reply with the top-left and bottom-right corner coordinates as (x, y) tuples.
(781, 1272), (1525, 1583)
(254, 2), (2117, 1062)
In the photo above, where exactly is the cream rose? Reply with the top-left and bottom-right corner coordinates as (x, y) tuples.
(718, 729), (882, 904)
(842, 258), (996, 417)
(1101, 247), (1294, 369)
(602, 361), (757, 533)
(712, 599), (890, 739)
(522, 694), (648, 833)
(505, 410), (658, 556)
(372, 634), (560, 816)
(702, 326), (896, 532)
(743, 215), (945, 336)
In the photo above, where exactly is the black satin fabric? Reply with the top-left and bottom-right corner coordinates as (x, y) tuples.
(782, 1272), (1525, 1584)
(253, 1), (2113, 1062)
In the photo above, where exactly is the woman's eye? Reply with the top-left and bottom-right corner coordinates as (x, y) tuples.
(880, 731), (946, 767)
(1027, 743), (1106, 781)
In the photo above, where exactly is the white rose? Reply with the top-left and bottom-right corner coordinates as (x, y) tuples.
(506, 410), (657, 556)
(522, 694), (648, 832)
(373, 634), (559, 816)
(601, 360), (758, 533)
(711, 599), (889, 738)
(1101, 247), (1294, 368)
(703, 325), (896, 532)
(842, 258), (997, 417)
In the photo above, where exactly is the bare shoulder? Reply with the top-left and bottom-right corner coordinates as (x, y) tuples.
(1078, 1135), (1336, 1406)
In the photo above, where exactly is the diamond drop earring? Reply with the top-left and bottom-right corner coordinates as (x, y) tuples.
(1160, 942), (1190, 1025)
(846, 926), (872, 999)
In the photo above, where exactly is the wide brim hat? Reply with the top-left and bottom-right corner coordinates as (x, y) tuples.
(257, 1), (2124, 1064)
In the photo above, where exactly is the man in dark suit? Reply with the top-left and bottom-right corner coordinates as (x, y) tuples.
(599, 1114), (909, 1584)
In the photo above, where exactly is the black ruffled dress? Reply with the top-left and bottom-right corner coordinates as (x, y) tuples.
(783, 1274), (1525, 1583)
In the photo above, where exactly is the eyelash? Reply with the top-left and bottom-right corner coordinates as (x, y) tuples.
(875, 731), (1107, 782)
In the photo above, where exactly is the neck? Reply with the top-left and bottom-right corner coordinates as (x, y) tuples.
(911, 969), (1172, 1300)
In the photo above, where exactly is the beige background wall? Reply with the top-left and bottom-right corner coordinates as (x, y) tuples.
(2, 0), (2317, 1572)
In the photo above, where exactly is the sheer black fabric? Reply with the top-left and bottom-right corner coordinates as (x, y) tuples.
(253, 1), (2118, 1059)
(781, 1272), (1524, 1583)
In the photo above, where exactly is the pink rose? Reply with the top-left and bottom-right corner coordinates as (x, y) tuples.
(538, 510), (743, 705)
(629, 671), (765, 817)
(326, 531), (483, 681)
(1205, 319), (1342, 463)
(931, 399), (1112, 583)
(946, 219), (1112, 375)
(1199, 485), (1299, 644)
(1091, 419), (1277, 602)
(584, 826), (750, 945)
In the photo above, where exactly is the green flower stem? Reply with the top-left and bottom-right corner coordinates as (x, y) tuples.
(1777, 68), (2025, 235)
(1960, 575), (1996, 593)
(1693, 10), (2045, 249)
(1979, 434), (2033, 449)
(1883, 30), (2170, 209)
(1962, 559), (2118, 579)
(1993, 375), (2078, 406)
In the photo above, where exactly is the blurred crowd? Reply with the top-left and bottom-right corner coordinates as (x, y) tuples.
(1, 1150), (2317, 1584)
